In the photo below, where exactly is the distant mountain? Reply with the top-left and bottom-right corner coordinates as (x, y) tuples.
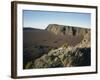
(23, 27), (34, 30)
(46, 24), (90, 36)
(23, 27), (42, 32)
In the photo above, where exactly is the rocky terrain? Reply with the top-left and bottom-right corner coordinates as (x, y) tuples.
(23, 24), (91, 69)
(46, 24), (89, 36)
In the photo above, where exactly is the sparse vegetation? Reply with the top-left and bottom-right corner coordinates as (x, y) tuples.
(62, 43), (68, 48)
(25, 61), (33, 69)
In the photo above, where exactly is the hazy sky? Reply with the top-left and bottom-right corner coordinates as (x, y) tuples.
(23, 10), (91, 29)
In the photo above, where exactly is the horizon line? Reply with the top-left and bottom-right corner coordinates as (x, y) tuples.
(23, 23), (91, 29)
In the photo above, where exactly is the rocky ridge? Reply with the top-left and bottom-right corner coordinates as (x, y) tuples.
(24, 24), (91, 69)
(46, 24), (90, 36)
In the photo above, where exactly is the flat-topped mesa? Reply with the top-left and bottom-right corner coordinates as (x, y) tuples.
(46, 24), (90, 36)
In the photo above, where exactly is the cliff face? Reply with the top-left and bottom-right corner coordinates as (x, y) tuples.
(46, 24), (90, 36)
(23, 24), (91, 69)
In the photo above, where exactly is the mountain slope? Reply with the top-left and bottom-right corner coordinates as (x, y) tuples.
(23, 24), (91, 69)
(33, 33), (91, 68)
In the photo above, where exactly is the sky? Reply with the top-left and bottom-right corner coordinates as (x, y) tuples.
(23, 10), (91, 29)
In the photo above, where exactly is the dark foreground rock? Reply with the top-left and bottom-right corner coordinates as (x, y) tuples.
(32, 46), (91, 68)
